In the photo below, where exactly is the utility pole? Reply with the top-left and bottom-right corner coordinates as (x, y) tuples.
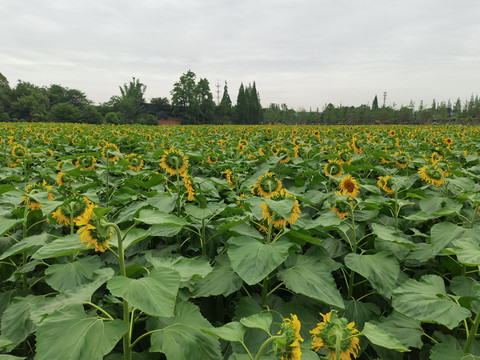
(216, 81), (221, 105)
(383, 91), (387, 107)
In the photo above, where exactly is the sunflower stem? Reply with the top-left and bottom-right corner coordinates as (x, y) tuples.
(262, 215), (275, 308)
(255, 335), (283, 360)
(347, 203), (357, 300)
(463, 309), (480, 354)
(106, 222), (131, 360)
(22, 198), (29, 290)
(470, 205), (479, 228)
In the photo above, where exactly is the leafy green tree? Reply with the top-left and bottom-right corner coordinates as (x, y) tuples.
(372, 95), (379, 110)
(47, 102), (80, 123)
(171, 70), (199, 123)
(148, 97), (171, 119)
(218, 81), (232, 119)
(47, 84), (90, 107)
(107, 77), (147, 124)
(0, 72), (11, 120)
(235, 83), (247, 124)
(196, 78), (215, 124)
(10, 81), (49, 122)
(246, 82), (263, 124)
(79, 105), (103, 124)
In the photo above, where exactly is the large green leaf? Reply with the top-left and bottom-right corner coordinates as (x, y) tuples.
(341, 300), (380, 329)
(1, 295), (42, 343)
(362, 322), (409, 352)
(392, 274), (471, 329)
(35, 306), (128, 360)
(369, 311), (423, 349)
(263, 197), (295, 220)
(430, 342), (480, 360)
(32, 234), (88, 259)
(147, 301), (222, 360)
(145, 254), (212, 281)
(227, 236), (291, 286)
(371, 223), (414, 247)
(135, 209), (188, 226)
(202, 321), (246, 343)
(452, 238), (480, 266)
(344, 251), (400, 298)
(430, 222), (468, 254)
(45, 256), (101, 292)
(240, 313), (273, 334)
(192, 254), (243, 297)
(107, 267), (180, 317)
(0, 217), (22, 237)
(0, 233), (49, 260)
(277, 254), (344, 309)
(31, 268), (114, 323)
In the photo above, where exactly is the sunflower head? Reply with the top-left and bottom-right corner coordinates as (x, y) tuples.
(160, 148), (188, 175)
(273, 314), (304, 360)
(52, 196), (93, 226)
(377, 175), (395, 195)
(324, 160), (344, 178)
(339, 175), (360, 199)
(23, 180), (54, 210)
(102, 143), (120, 162)
(126, 153), (144, 172)
(12, 144), (27, 158)
(311, 311), (360, 360)
(418, 165), (445, 187)
(394, 152), (410, 169)
(332, 199), (350, 219)
(252, 172), (283, 197)
(207, 154), (218, 164)
(76, 207), (112, 252)
(76, 155), (97, 170)
(261, 189), (301, 228)
(224, 169), (236, 187)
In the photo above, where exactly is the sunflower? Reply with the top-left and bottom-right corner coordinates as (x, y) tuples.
(102, 142), (120, 162)
(418, 165), (445, 187)
(52, 196), (94, 226)
(181, 171), (195, 201)
(339, 175), (360, 199)
(276, 147), (291, 164)
(311, 311), (360, 360)
(23, 180), (54, 211)
(207, 154), (218, 164)
(126, 153), (144, 172)
(324, 160), (344, 178)
(377, 175), (395, 195)
(75, 155), (97, 171)
(332, 200), (350, 219)
(251, 172), (283, 197)
(12, 144), (27, 158)
(159, 148), (188, 175)
(261, 189), (301, 228)
(223, 169), (235, 187)
(273, 314), (303, 360)
(76, 207), (112, 252)
(337, 151), (352, 165)
(393, 152), (411, 169)
(57, 171), (75, 187)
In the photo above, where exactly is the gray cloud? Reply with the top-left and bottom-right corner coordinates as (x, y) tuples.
(1, 0), (479, 109)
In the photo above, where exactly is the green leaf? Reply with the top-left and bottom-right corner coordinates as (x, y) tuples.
(305, 211), (342, 229)
(147, 301), (222, 360)
(224, 222), (263, 240)
(392, 274), (471, 329)
(0, 355), (26, 360)
(0, 233), (50, 260)
(122, 228), (152, 249)
(193, 254), (243, 297)
(240, 313), (273, 334)
(146, 194), (177, 212)
(32, 234), (88, 259)
(202, 321), (246, 343)
(145, 254), (212, 281)
(341, 300), (380, 329)
(1, 295), (43, 343)
(370, 311), (424, 349)
(227, 236), (291, 285)
(362, 322), (409, 352)
(430, 342), (479, 360)
(31, 268), (114, 323)
(0, 217), (22, 237)
(430, 222), (468, 254)
(185, 202), (224, 219)
(371, 223), (415, 247)
(344, 251), (400, 298)
(285, 228), (322, 245)
(35, 306), (128, 360)
(452, 238), (480, 266)
(135, 209), (188, 226)
(107, 267), (180, 317)
(277, 254), (344, 309)
(45, 256), (101, 292)
(263, 197), (295, 220)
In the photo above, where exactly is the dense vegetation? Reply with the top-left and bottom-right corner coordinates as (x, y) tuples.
(1, 71), (479, 125)
(1, 123), (480, 359)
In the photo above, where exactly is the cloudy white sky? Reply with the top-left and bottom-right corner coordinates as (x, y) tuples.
(1, 0), (479, 110)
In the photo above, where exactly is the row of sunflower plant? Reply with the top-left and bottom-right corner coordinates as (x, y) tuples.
(0, 122), (480, 359)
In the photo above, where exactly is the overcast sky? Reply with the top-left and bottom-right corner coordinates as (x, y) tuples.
(1, 0), (479, 110)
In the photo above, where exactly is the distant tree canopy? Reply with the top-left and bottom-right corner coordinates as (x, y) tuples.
(0, 71), (479, 125)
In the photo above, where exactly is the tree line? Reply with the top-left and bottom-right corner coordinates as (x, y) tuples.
(0, 71), (479, 125)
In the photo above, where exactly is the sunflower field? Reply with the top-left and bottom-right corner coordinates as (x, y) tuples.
(1, 122), (480, 360)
